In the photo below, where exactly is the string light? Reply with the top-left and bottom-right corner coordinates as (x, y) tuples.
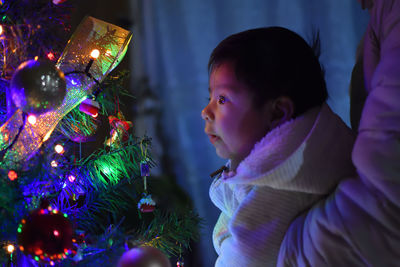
(27, 114), (37, 125)
(54, 144), (64, 154)
(43, 131), (52, 142)
(0, 25), (3, 35)
(53, 230), (59, 237)
(68, 174), (76, 183)
(8, 170), (17, 181)
(47, 52), (55, 61)
(6, 244), (15, 253)
(90, 49), (100, 59)
(51, 160), (58, 167)
(85, 49), (100, 73)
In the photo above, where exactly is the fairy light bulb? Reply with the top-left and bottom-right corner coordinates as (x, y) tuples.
(51, 160), (58, 167)
(8, 170), (17, 181)
(53, 230), (59, 237)
(47, 52), (55, 61)
(43, 131), (52, 142)
(7, 244), (15, 253)
(0, 25), (3, 35)
(54, 144), (64, 154)
(85, 49), (100, 73)
(68, 175), (76, 183)
(90, 49), (100, 59)
(105, 49), (112, 56)
(27, 114), (37, 125)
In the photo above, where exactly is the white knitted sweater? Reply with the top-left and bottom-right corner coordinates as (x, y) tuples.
(209, 103), (356, 266)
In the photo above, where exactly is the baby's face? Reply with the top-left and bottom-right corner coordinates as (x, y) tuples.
(201, 62), (272, 169)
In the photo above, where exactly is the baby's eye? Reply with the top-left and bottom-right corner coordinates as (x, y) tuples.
(217, 95), (227, 104)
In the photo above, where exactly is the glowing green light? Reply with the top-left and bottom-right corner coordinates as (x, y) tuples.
(63, 213), (68, 218)
(17, 228), (22, 233)
(34, 256), (39, 261)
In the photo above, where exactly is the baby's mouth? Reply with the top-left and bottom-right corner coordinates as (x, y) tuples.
(208, 134), (219, 145)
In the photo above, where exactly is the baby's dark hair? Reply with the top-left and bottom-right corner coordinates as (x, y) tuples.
(208, 27), (328, 117)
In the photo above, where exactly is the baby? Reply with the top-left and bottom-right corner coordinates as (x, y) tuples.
(202, 27), (356, 266)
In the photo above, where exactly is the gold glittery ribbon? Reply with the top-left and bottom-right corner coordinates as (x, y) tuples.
(0, 16), (132, 169)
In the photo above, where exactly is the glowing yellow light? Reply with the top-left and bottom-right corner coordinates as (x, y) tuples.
(27, 114), (37, 125)
(7, 244), (15, 253)
(105, 49), (112, 56)
(92, 112), (98, 118)
(90, 49), (100, 59)
(0, 25), (3, 35)
(43, 131), (52, 142)
(54, 144), (64, 154)
(34, 56), (39, 61)
(51, 160), (58, 167)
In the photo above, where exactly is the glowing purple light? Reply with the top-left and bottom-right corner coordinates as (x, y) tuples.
(68, 175), (76, 183)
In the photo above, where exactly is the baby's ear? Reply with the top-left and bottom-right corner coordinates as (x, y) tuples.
(269, 96), (294, 128)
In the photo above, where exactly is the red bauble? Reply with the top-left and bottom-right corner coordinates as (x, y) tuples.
(137, 194), (156, 213)
(18, 206), (73, 263)
(118, 246), (171, 267)
(53, 0), (68, 4)
(79, 98), (100, 117)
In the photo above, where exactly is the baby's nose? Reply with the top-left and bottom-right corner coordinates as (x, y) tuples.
(201, 106), (212, 121)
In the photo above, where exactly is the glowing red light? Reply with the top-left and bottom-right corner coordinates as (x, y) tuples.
(53, 230), (59, 236)
(47, 52), (55, 61)
(8, 170), (17, 181)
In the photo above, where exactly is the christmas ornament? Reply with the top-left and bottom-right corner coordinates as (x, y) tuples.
(79, 96), (100, 117)
(138, 141), (156, 212)
(53, 0), (68, 4)
(105, 111), (132, 148)
(0, 16), (132, 169)
(140, 161), (150, 177)
(117, 246), (171, 267)
(17, 203), (74, 264)
(138, 194), (156, 213)
(10, 60), (67, 115)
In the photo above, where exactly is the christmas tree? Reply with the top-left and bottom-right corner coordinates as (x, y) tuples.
(0, 1), (200, 266)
